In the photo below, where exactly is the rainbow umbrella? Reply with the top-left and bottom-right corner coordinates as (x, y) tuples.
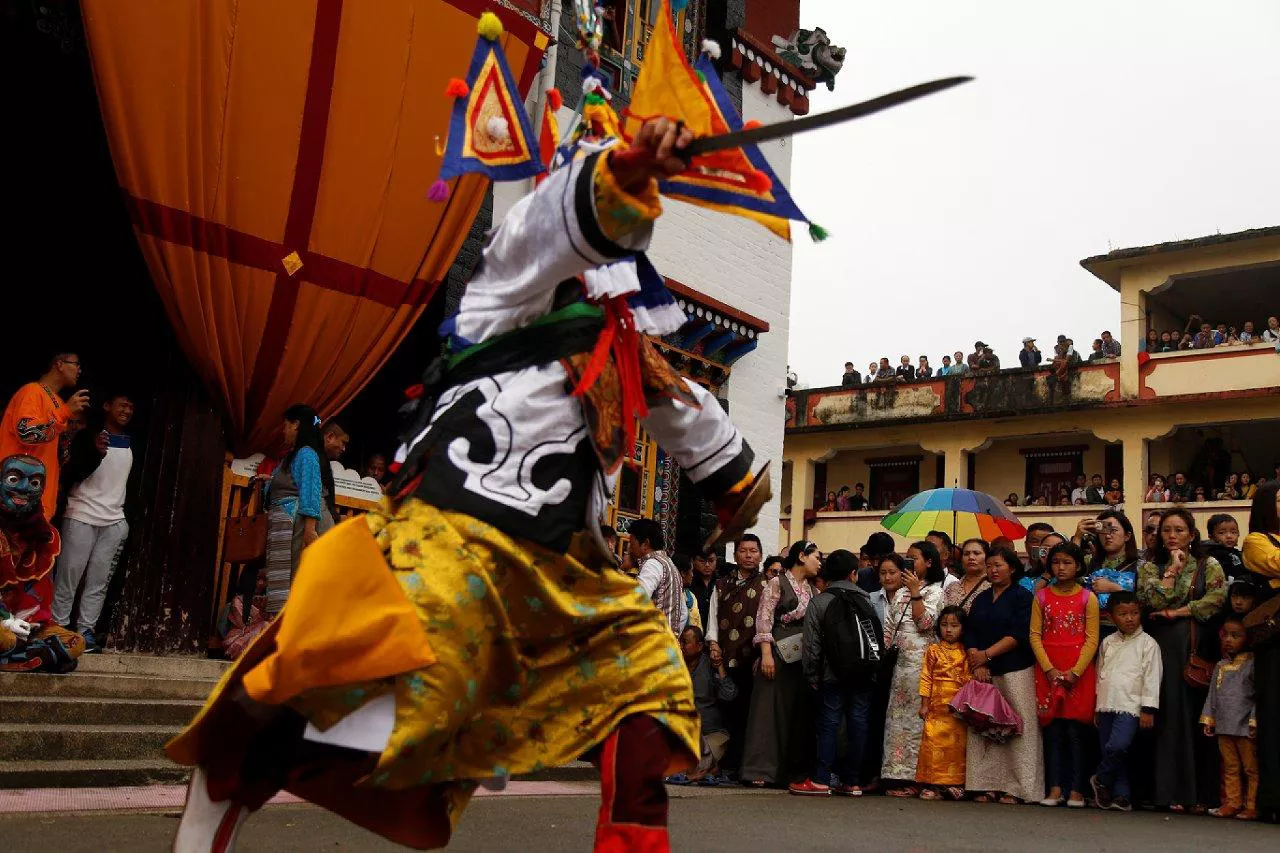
(881, 488), (1027, 542)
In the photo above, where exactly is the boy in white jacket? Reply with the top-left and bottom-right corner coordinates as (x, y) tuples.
(1090, 591), (1161, 811)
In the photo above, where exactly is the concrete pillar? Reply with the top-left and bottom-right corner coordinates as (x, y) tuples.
(943, 446), (970, 490)
(1121, 435), (1148, 520)
(790, 456), (815, 515)
(1119, 283), (1144, 400)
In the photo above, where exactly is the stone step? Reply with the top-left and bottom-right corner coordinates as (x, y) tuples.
(0, 695), (203, 727)
(75, 653), (229, 681)
(0, 758), (189, 789)
(0, 672), (217, 701)
(0, 723), (181, 762)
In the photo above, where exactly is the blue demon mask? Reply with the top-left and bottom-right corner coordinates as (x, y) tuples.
(0, 455), (45, 518)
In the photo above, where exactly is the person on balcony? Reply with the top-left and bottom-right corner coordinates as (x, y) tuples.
(1100, 330), (1121, 357)
(1145, 474), (1170, 503)
(1019, 337), (1042, 369)
(1262, 316), (1280, 346)
(917, 356), (934, 379)
(1086, 474), (1107, 505)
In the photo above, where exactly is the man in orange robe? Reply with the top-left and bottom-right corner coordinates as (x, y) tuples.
(0, 352), (90, 520)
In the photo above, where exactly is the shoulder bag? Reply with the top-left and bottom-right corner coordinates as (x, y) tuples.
(1244, 534), (1280, 645)
(881, 592), (911, 675)
(771, 577), (805, 664)
(1182, 559), (1213, 690)
(223, 497), (267, 564)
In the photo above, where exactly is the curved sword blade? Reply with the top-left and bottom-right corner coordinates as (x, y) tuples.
(682, 76), (974, 157)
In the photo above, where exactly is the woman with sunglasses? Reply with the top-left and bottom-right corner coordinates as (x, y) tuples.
(1075, 510), (1139, 636)
(740, 540), (821, 788)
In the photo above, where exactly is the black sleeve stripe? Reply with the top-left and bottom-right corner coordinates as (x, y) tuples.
(694, 441), (755, 499)
(686, 433), (739, 476)
(561, 158), (597, 265)
(574, 152), (632, 261)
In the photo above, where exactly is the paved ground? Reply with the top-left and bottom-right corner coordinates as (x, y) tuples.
(2, 784), (1276, 852)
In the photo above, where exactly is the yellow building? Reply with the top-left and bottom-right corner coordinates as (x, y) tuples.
(782, 226), (1280, 554)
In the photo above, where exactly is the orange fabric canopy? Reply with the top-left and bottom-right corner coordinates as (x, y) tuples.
(81, 0), (548, 452)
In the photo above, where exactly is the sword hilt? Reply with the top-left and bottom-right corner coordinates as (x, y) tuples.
(606, 120), (693, 177)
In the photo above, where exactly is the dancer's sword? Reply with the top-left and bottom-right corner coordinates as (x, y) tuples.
(683, 76), (973, 157)
(612, 76), (973, 172)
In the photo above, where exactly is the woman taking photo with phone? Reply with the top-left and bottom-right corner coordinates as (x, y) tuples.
(1075, 510), (1139, 635)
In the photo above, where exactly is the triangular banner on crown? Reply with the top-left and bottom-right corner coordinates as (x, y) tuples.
(659, 54), (822, 242)
(429, 12), (543, 201)
(619, 0), (777, 228)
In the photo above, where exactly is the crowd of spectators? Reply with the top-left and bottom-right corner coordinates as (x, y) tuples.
(652, 488), (1280, 821)
(1144, 467), (1278, 504)
(838, 312), (1280, 387)
(1141, 315), (1280, 354)
(839, 330), (1120, 387)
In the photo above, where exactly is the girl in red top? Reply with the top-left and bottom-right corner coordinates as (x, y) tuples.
(1030, 541), (1100, 808)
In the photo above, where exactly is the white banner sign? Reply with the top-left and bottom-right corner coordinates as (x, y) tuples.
(230, 454), (384, 505)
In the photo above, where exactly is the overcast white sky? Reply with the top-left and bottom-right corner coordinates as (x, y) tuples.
(787, 0), (1280, 387)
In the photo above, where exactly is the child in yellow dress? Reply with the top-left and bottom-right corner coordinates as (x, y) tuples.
(916, 605), (972, 800)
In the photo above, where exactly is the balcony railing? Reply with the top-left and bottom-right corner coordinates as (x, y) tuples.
(787, 361), (1122, 431)
(779, 500), (1252, 556)
(1139, 341), (1280, 400)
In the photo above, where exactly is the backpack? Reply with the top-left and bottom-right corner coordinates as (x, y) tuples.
(820, 588), (882, 684)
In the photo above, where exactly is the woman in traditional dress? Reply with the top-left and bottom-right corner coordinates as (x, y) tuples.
(740, 540), (820, 787)
(1240, 482), (1280, 820)
(262, 404), (335, 616)
(964, 544), (1044, 804)
(944, 538), (991, 613)
(882, 540), (945, 797)
(1136, 507), (1226, 812)
(1075, 509), (1140, 637)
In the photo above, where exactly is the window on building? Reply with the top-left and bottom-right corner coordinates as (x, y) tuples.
(1022, 447), (1086, 506)
(868, 456), (921, 512)
(594, 1), (690, 94)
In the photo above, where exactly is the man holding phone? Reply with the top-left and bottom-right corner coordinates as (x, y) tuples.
(52, 393), (135, 653)
(0, 352), (90, 520)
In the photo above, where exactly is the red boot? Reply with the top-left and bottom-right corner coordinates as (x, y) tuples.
(592, 716), (677, 853)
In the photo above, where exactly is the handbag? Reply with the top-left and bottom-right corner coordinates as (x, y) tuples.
(774, 632), (803, 665)
(1243, 534), (1280, 645)
(1182, 560), (1213, 690)
(881, 595), (911, 675)
(223, 500), (267, 563)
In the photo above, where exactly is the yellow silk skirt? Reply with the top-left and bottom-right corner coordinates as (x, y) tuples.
(167, 499), (698, 846)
